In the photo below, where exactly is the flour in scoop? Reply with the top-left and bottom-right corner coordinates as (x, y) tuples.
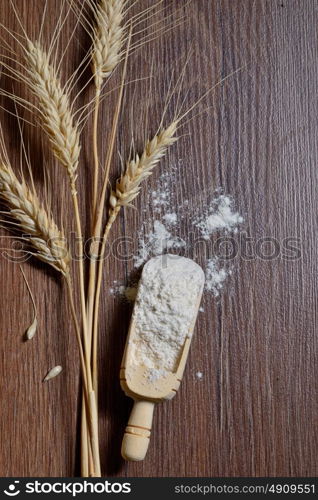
(134, 220), (185, 268)
(130, 255), (205, 381)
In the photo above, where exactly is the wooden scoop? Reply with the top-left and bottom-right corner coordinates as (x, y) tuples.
(120, 254), (205, 461)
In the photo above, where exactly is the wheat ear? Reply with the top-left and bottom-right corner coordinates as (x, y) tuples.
(0, 162), (70, 275)
(109, 121), (178, 219)
(92, 0), (126, 89)
(24, 40), (80, 192)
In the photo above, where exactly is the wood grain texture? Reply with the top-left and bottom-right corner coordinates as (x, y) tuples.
(0, 0), (317, 477)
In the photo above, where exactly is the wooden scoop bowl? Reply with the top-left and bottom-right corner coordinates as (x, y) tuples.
(120, 255), (204, 461)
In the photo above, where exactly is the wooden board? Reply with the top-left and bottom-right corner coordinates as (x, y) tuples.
(0, 0), (317, 477)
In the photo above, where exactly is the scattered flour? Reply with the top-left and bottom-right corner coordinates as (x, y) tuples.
(205, 258), (232, 296)
(130, 255), (205, 381)
(111, 182), (243, 298)
(195, 195), (243, 239)
(109, 283), (126, 296)
(150, 170), (176, 213)
(134, 220), (186, 268)
(151, 189), (170, 211)
(162, 212), (177, 226)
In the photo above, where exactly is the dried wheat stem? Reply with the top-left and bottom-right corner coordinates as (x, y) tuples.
(72, 189), (88, 333)
(92, 91), (101, 219)
(87, 77), (126, 352)
(65, 273), (101, 477)
(91, 216), (115, 390)
(91, 0), (126, 219)
(87, 35), (131, 397)
(81, 399), (95, 477)
(0, 162), (70, 275)
(79, 26), (129, 470)
(92, 0), (126, 89)
(65, 276), (100, 477)
(81, 397), (89, 477)
(65, 276), (88, 393)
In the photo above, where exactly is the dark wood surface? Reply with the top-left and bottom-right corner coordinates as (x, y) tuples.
(0, 0), (317, 477)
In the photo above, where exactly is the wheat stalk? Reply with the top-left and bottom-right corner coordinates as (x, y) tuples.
(92, 0), (126, 89)
(91, 0), (126, 217)
(24, 38), (101, 475)
(24, 38), (89, 357)
(24, 40), (80, 192)
(0, 162), (70, 275)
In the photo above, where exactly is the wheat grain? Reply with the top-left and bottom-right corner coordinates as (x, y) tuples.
(92, 0), (126, 88)
(0, 162), (70, 275)
(24, 40), (80, 191)
(43, 365), (62, 381)
(26, 317), (37, 340)
(109, 122), (177, 218)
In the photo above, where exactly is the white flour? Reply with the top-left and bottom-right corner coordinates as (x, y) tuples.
(111, 258), (230, 302)
(150, 169), (177, 214)
(111, 182), (243, 299)
(162, 212), (177, 226)
(109, 282), (126, 296)
(134, 220), (185, 268)
(195, 195), (243, 239)
(130, 255), (205, 381)
(205, 258), (231, 296)
(151, 189), (170, 212)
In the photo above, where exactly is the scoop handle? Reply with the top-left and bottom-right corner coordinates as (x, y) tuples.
(121, 400), (155, 461)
